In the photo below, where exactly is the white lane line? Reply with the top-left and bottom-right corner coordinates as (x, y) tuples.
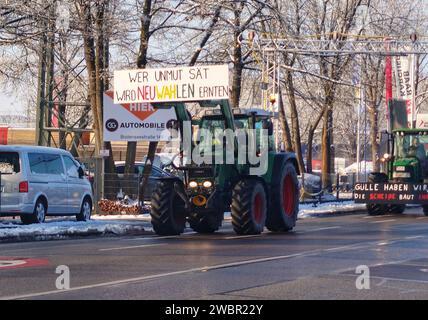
(369, 219), (396, 224)
(223, 235), (262, 240)
(299, 226), (341, 233)
(417, 217), (427, 220)
(339, 273), (428, 285)
(126, 232), (197, 241)
(99, 244), (165, 252)
(405, 235), (425, 240)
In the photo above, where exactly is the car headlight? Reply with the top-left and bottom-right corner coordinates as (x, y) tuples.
(202, 180), (213, 188)
(189, 181), (198, 188)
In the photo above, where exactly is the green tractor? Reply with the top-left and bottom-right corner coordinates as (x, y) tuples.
(362, 128), (428, 216)
(149, 99), (300, 235)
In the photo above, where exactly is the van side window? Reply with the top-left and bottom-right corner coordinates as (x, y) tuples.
(63, 156), (79, 178)
(28, 153), (47, 174)
(45, 154), (65, 175)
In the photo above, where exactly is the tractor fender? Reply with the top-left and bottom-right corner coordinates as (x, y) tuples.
(269, 153), (300, 187)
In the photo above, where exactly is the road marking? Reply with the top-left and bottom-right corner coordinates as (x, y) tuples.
(0, 257), (49, 270)
(339, 273), (428, 285)
(126, 232), (197, 241)
(223, 235), (261, 240)
(299, 226), (341, 233)
(417, 217), (426, 220)
(369, 219), (396, 224)
(99, 244), (165, 252)
(405, 235), (425, 240)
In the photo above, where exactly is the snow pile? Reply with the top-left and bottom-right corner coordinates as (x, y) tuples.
(0, 218), (147, 242)
(298, 201), (366, 218)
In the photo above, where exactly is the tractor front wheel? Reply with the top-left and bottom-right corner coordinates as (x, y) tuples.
(188, 211), (223, 234)
(266, 162), (299, 232)
(150, 181), (186, 236)
(231, 180), (267, 235)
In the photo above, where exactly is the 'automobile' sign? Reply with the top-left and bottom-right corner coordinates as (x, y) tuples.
(103, 91), (176, 142)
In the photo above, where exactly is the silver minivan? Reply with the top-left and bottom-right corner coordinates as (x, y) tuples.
(0, 146), (93, 224)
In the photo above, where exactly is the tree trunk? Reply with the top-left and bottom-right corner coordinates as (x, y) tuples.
(321, 105), (333, 190)
(230, 5), (243, 109)
(368, 104), (380, 172)
(285, 70), (305, 173)
(80, 2), (102, 155)
(125, 0), (152, 176)
(277, 88), (293, 152)
(306, 111), (323, 173)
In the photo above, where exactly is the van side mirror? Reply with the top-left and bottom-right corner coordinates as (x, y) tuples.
(78, 166), (85, 179)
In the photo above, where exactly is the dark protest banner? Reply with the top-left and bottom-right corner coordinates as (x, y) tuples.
(354, 183), (428, 204)
(113, 65), (229, 104)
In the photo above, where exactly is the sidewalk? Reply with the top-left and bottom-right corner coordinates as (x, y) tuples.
(0, 201), (367, 242)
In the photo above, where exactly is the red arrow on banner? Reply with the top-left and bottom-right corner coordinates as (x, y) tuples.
(106, 91), (156, 122)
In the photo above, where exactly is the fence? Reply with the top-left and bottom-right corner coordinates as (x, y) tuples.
(299, 172), (364, 204)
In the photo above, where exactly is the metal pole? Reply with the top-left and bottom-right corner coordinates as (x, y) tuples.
(356, 69), (362, 183)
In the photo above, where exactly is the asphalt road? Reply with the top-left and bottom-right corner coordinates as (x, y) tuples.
(1, 208), (428, 300)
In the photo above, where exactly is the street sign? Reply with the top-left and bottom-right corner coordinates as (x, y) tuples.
(103, 91), (177, 142)
(113, 65), (229, 104)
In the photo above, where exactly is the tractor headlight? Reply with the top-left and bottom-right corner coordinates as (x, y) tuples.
(189, 181), (198, 188)
(202, 180), (213, 188)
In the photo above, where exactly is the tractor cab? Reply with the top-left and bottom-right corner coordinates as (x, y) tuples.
(390, 129), (428, 182)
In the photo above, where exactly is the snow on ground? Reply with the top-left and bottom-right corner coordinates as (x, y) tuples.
(0, 216), (148, 241)
(298, 201), (366, 218)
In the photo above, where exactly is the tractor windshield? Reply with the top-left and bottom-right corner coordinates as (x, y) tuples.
(395, 133), (428, 162)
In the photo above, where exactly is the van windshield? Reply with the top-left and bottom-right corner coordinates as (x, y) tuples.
(0, 152), (20, 174)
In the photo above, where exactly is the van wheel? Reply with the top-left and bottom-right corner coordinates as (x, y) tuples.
(21, 199), (47, 224)
(77, 198), (92, 222)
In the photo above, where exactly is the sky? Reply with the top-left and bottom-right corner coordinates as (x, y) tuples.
(0, 92), (25, 116)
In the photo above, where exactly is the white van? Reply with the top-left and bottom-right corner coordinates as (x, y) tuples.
(0, 146), (93, 224)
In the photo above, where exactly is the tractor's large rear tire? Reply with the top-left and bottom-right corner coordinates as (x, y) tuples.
(366, 173), (388, 216)
(388, 204), (405, 214)
(266, 162), (299, 232)
(150, 181), (186, 236)
(367, 204), (387, 216)
(423, 205), (428, 216)
(188, 211), (223, 234)
(231, 180), (267, 235)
